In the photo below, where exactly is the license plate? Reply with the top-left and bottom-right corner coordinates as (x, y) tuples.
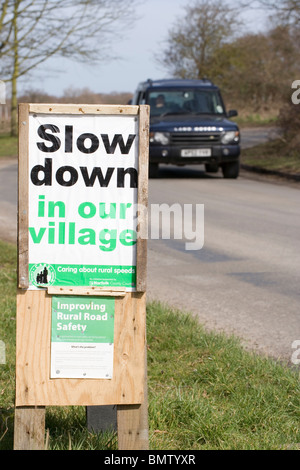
(181, 149), (212, 157)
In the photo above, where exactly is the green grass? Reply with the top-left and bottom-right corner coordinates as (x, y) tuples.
(242, 139), (300, 175)
(0, 133), (18, 158)
(235, 113), (278, 128)
(0, 240), (299, 450)
(147, 302), (300, 450)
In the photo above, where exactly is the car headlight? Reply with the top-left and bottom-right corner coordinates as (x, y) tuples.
(221, 131), (240, 144)
(149, 132), (170, 145)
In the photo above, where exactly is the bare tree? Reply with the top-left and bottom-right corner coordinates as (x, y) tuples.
(239, 0), (300, 26)
(0, 0), (139, 135)
(156, 0), (242, 80)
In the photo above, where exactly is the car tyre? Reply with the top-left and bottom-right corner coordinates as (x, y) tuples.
(222, 161), (239, 179)
(149, 163), (159, 178)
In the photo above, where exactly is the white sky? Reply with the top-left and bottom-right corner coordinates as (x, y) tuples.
(18, 0), (269, 97)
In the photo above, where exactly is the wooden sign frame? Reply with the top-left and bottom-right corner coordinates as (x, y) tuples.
(18, 103), (149, 292)
(15, 104), (149, 450)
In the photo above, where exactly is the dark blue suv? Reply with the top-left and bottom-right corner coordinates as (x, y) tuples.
(131, 79), (240, 178)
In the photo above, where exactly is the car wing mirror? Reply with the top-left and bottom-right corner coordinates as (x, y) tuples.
(227, 109), (238, 118)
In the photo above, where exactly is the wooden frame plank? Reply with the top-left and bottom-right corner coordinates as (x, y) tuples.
(136, 105), (149, 292)
(18, 104), (30, 288)
(28, 103), (139, 115)
(47, 286), (126, 297)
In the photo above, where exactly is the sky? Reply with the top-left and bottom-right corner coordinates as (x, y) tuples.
(17, 0), (269, 97)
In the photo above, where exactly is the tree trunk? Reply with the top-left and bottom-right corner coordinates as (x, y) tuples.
(11, 75), (18, 137)
(10, 0), (20, 137)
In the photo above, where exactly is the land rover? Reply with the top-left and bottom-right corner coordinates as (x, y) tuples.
(131, 79), (240, 178)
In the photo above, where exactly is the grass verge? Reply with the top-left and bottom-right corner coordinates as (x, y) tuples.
(235, 113), (278, 128)
(0, 240), (299, 450)
(241, 139), (300, 175)
(0, 133), (18, 158)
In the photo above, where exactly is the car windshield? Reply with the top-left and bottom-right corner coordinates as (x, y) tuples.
(147, 88), (225, 117)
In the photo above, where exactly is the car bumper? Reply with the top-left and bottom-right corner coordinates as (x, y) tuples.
(149, 144), (240, 165)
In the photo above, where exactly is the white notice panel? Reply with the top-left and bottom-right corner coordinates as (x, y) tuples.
(27, 114), (139, 290)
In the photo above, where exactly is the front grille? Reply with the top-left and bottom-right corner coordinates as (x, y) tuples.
(171, 132), (221, 145)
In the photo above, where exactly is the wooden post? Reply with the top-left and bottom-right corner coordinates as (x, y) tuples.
(117, 343), (149, 450)
(14, 407), (46, 450)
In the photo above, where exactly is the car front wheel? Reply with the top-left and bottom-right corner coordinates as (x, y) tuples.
(222, 161), (239, 179)
(149, 163), (159, 178)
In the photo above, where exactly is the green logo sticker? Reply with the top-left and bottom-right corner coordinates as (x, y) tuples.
(29, 263), (56, 287)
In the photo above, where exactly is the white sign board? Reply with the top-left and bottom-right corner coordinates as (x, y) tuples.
(51, 295), (115, 379)
(27, 113), (139, 290)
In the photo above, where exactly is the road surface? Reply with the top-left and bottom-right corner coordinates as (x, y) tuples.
(0, 127), (299, 361)
(0, 157), (17, 243)
(147, 168), (300, 361)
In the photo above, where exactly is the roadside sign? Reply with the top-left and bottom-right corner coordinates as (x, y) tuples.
(15, 104), (149, 450)
(27, 112), (139, 289)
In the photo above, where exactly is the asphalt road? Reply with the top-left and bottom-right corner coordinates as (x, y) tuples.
(0, 157), (17, 243)
(1, 127), (299, 361)
(147, 168), (300, 361)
